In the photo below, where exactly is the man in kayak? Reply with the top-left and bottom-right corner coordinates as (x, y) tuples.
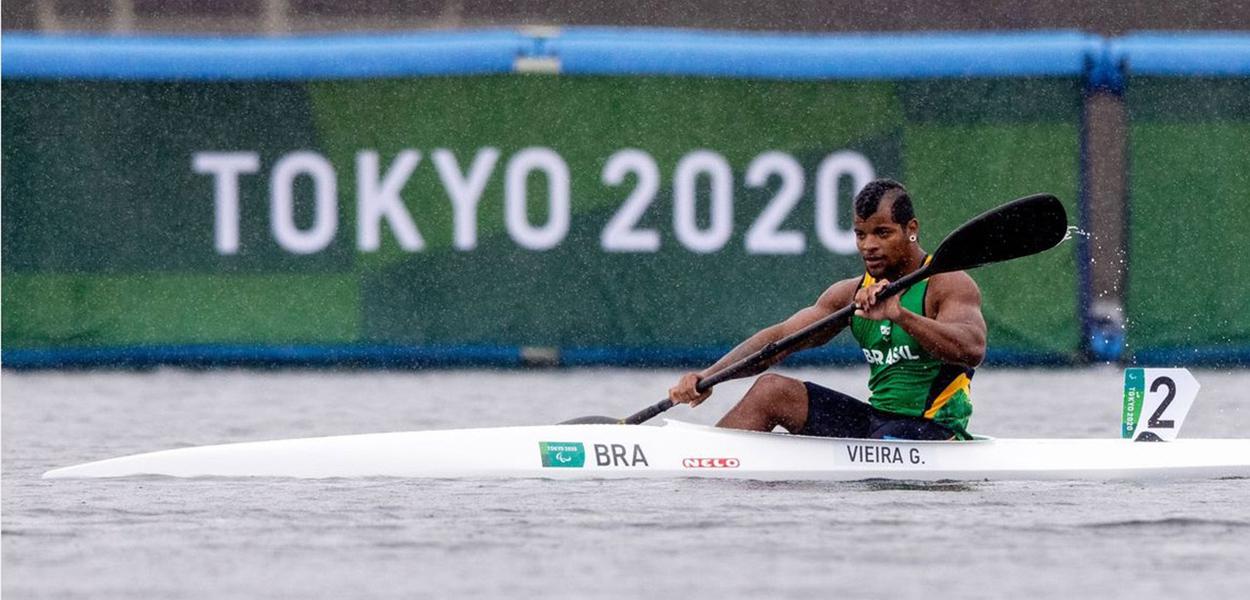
(668, 179), (986, 440)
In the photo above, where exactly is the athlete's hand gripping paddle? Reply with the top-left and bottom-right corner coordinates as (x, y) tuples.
(561, 193), (1068, 425)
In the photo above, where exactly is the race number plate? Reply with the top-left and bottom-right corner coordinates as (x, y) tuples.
(1122, 368), (1199, 442)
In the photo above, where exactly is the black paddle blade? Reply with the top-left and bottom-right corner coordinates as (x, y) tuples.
(559, 398), (674, 425)
(558, 415), (623, 425)
(928, 194), (1067, 274)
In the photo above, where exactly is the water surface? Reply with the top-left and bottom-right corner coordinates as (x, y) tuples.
(5, 367), (1249, 599)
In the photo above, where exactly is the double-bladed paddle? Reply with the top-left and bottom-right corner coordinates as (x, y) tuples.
(561, 193), (1069, 426)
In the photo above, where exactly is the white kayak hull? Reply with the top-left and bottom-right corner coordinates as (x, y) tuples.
(43, 420), (1250, 481)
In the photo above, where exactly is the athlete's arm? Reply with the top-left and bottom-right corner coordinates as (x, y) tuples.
(855, 271), (986, 368)
(669, 277), (860, 406)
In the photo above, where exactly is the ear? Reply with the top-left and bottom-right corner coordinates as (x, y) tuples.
(906, 218), (919, 238)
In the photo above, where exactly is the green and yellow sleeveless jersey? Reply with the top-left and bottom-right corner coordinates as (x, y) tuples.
(850, 265), (974, 439)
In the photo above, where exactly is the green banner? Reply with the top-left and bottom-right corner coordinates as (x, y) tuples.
(1126, 78), (1250, 357)
(2, 75), (1082, 362)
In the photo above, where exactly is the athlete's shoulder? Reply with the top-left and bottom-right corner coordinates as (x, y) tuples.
(929, 270), (979, 288)
(833, 275), (865, 295)
(927, 271), (982, 303)
(816, 276), (861, 310)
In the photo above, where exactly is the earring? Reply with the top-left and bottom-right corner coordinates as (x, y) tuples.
(909, 235), (917, 242)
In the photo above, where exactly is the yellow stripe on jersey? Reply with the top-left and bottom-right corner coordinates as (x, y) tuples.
(923, 373), (970, 420)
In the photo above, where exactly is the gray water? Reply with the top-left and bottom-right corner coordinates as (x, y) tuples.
(4, 367), (1249, 599)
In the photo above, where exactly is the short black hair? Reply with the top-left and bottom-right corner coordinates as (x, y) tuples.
(853, 179), (914, 225)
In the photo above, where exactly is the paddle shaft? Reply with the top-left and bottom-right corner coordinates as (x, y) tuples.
(621, 264), (932, 425)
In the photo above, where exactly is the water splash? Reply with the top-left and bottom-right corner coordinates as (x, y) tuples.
(1061, 225), (1090, 243)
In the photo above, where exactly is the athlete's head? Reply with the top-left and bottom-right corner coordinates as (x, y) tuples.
(853, 179), (920, 279)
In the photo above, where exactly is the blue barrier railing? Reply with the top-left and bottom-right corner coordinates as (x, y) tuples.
(548, 28), (1104, 80)
(2, 30), (530, 80)
(9, 30), (1243, 86)
(5, 28), (1109, 81)
(1110, 32), (1250, 77)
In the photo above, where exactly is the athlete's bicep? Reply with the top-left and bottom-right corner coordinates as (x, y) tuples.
(931, 275), (987, 332)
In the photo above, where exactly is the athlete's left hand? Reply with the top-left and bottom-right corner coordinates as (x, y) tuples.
(854, 280), (904, 321)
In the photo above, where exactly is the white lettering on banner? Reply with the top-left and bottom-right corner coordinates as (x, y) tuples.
(600, 149), (661, 252)
(194, 147), (878, 257)
(433, 148), (500, 251)
(505, 147), (570, 251)
(193, 152), (260, 255)
(356, 150), (424, 252)
(815, 150), (875, 255)
(744, 151), (806, 255)
(673, 150), (734, 254)
(271, 151), (338, 254)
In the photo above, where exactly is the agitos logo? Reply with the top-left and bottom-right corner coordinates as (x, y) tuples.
(681, 457), (740, 468)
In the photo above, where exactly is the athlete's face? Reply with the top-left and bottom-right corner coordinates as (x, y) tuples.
(853, 196), (918, 279)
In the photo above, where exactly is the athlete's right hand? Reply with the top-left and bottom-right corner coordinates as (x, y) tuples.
(669, 372), (713, 407)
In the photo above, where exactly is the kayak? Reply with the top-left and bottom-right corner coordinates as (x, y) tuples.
(41, 418), (1250, 481)
(42, 368), (1250, 482)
